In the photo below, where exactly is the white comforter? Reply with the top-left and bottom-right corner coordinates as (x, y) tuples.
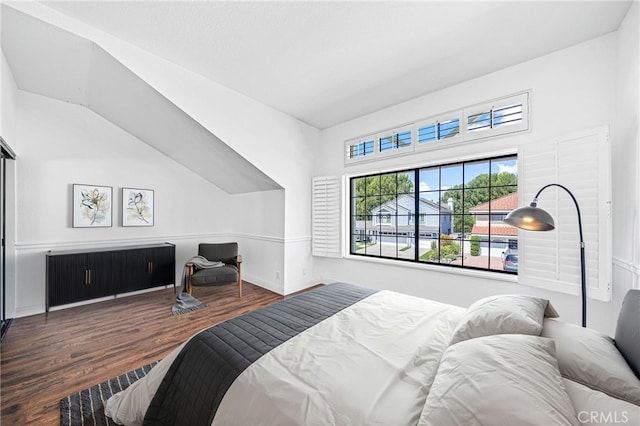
(106, 289), (639, 426)
(213, 291), (464, 425)
(106, 290), (465, 425)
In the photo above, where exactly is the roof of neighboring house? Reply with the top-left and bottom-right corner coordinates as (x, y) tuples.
(469, 192), (518, 213)
(471, 224), (518, 236)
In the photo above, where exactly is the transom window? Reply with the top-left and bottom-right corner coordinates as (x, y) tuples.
(344, 92), (529, 164)
(467, 102), (525, 134)
(350, 154), (519, 274)
(348, 139), (374, 158)
(380, 130), (412, 152)
(417, 118), (460, 144)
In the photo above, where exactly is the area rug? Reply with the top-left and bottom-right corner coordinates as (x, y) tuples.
(60, 361), (158, 426)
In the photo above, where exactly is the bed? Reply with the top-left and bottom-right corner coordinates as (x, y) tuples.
(105, 282), (640, 426)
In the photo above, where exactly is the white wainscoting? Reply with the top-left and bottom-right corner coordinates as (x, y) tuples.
(12, 231), (316, 317)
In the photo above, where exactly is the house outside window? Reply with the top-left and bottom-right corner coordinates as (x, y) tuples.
(350, 154), (518, 273)
(469, 191), (519, 264)
(377, 212), (392, 225)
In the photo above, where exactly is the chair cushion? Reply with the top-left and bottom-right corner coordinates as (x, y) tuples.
(218, 257), (238, 267)
(198, 243), (238, 265)
(191, 265), (238, 286)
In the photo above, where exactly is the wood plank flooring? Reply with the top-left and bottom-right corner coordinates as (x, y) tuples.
(0, 282), (298, 425)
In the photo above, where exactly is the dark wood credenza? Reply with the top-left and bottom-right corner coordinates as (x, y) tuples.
(46, 243), (175, 311)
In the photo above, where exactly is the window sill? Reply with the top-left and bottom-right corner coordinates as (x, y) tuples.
(343, 253), (519, 284)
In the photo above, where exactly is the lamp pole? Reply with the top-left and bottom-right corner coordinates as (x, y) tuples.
(534, 184), (586, 327)
(505, 183), (587, 327)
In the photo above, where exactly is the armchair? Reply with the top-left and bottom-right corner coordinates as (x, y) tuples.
(186, 243), (242, 298)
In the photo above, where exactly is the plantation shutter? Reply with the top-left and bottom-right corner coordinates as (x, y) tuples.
(518, 126), (612, 301)
(312, 176), (342, 257)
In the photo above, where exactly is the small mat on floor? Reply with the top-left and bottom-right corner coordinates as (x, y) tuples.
(60, 361), (158, 426)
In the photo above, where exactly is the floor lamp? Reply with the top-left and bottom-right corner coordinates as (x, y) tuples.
(503, 183), (586, 327)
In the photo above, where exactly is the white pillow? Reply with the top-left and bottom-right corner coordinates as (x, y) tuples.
(419, 334), (578, 426)
(450, 294), (558, 345)
(542, 318), (640, 405)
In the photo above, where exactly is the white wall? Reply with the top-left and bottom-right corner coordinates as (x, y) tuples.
(12, 89), (235, 316)
(6, 2), (322, 295)
(314, 32), (625, 334)
(612, 1), (640, 325)
(228, 190), (317, 294)
(230, 190), (285, 293)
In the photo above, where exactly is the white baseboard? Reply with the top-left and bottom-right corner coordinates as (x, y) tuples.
(243, 273), (283, 295)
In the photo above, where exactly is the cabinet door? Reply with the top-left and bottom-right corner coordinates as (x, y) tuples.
(47, 253), (91, 307)
(86, 252), (114, 299)
(146, 246), (175, 287)
(114, 249), (147, 293)
(113, 246), (175, 293)
(47, 252), (112, 306)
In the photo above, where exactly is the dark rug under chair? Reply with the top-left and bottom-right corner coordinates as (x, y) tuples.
(60, 361), (158, 426)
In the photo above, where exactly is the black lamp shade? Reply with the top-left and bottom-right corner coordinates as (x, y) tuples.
(504, 205), (555, 231)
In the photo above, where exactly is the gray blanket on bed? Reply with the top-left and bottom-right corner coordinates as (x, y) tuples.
(144, 282), (378, 426)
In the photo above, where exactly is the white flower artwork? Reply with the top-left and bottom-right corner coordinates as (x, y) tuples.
(73, 184), (113, 228)
(122, 188), (154, 227)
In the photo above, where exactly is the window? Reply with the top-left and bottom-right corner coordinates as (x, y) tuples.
(417, 118), (460, 144)
(346, 138), (374, 160)
(345, 125), (413, 164)
(345, 92), (529, 164)
(468, 104), (523, 132)
(418, 125), (436, 144)
(465, 93), (529, 140)
(350, 155), (518, 273)
(379, 130), (412, 152)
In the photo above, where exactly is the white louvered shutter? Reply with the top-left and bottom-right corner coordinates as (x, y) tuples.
(312, 176), (342, 257)
(518, 126), (612, 301)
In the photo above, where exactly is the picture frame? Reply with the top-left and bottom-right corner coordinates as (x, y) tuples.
(72, 184), (113, 228)
(122, 187), (154, 227)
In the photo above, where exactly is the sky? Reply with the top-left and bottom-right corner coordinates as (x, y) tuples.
(418, 157), (517, 194)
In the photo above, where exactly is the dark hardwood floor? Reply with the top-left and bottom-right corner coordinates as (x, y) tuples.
(0, 282), (294, 425)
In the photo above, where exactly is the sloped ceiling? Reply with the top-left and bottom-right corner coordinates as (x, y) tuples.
(1, 1), (633, 194)
(1, 5), (282, 194)
(40, 0), (632, 129)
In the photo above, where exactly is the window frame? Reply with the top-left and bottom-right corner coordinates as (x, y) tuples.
(348, 154), (519, 275)
(344, 137), (375, 163)
(413, 111), (462, 149)
(374, 123), (414, 160)
(464, 93), (529, 141)
(344, 91), (530, 165)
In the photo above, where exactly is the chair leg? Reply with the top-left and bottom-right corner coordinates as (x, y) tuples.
(187, 263), (194, 295)
(238, 261), (243, 298)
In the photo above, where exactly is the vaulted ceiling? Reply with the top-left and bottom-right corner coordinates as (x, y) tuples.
(39, 1), (632, 129)
(1, 1), (633, 193)
(2, 4), (281, 193)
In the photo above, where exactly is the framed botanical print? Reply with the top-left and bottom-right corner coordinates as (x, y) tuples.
(73, 184), (113, 228)
(122, 188), (154, 227)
